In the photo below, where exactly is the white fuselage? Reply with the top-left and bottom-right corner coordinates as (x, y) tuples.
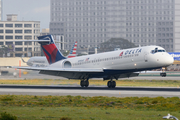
(49, 46), (174, 71)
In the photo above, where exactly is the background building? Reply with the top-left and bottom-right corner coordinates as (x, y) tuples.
(99, 38), (137, 52)
(0, 0), (1, 21)
(40, 28), (49, 36)
(0, 14), (40, 57)
(50, 0), (178, 52)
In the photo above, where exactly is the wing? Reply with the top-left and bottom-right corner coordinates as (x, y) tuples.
(13, 66), (139, 80)
(13, 66), (103, 72)
(13, 66), (104, 79)
(136, 71), (162, 73)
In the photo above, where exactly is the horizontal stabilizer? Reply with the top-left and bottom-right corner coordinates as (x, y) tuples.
(13, 40), (50, 42)
(21, 57), (27, 63)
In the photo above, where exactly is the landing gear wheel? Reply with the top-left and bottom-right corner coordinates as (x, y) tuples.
(107, 81), (116, 88)
(112, 81), (116, 88)
(160, 73), (166, 77)
(80, 80), (89, 87)
(107, 81), (111, 88)
(84, 81), (89, 87)
(80, 81), (84, 87)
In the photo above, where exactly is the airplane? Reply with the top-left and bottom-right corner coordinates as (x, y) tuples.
(21, 41), (77, 67)
(14, 35), (174, 88)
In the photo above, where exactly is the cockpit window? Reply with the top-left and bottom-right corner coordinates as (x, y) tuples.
(151, 48), (166, 54)
(154, 48), (158, 53)
(157, 50), (165, 52)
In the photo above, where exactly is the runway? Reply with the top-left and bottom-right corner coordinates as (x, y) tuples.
(0, 85), (179, 98)
(0, 71), (180, 98)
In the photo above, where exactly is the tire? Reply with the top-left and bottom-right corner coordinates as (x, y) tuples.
(80, 81), (84, 87)
(112, 81), (116, 88)
(160, 73), (166, 77)
(84, 81), (89, 87)
(164, 73), (166, 77)
(107, 81), (111, 88)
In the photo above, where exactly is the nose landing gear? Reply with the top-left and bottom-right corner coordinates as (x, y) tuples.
(160, 67), (167, 77)
(160, 72), (166, 77)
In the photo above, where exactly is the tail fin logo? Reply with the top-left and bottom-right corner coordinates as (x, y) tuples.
(38, 35), (66, 64)
(67, 41), (77, 58)
(41, 44), (59, 64)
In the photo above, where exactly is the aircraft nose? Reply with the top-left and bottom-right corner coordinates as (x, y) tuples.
(165, 55), (174, 65)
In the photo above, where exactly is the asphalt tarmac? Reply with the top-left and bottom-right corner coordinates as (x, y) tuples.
(0, 71), (180, 97)
(0, 85), (179, 98)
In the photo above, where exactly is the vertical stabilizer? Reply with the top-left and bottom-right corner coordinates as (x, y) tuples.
(37, 35), (66, 64)
(67, 41), (77, 58)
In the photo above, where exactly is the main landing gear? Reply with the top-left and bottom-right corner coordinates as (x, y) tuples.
(80, 78), (116, 88)
(107, 80), (116, 88)
(80, 79), (89, 87)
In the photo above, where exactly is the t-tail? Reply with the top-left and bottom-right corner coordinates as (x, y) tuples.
(67, 41), (77, 58)
(37, 35), (66, 64)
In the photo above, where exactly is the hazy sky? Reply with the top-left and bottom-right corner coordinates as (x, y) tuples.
(3, 0), (50, 30)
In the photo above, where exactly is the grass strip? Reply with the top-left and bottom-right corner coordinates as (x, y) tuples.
(0, 79), (180, 87)
(1, 106), (179, 120)
(0, 95), (180, 120)
(0, 95), (180, 111)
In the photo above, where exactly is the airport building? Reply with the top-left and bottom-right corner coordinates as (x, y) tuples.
(0, 14), (41, 57)
(50, 0), (180, 52)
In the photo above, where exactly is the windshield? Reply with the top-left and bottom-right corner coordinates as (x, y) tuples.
(151, 48), (166, 54)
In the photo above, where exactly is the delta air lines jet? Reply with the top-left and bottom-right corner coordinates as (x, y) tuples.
(15, 35), (174, 88)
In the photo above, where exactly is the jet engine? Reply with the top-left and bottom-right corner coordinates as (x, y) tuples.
(63, 61), (72, 68)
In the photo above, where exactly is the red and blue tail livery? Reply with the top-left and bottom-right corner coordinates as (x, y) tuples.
(37, 35), (66, 64)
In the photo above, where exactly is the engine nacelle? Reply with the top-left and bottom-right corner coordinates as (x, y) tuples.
(63, 61), (72, 68)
